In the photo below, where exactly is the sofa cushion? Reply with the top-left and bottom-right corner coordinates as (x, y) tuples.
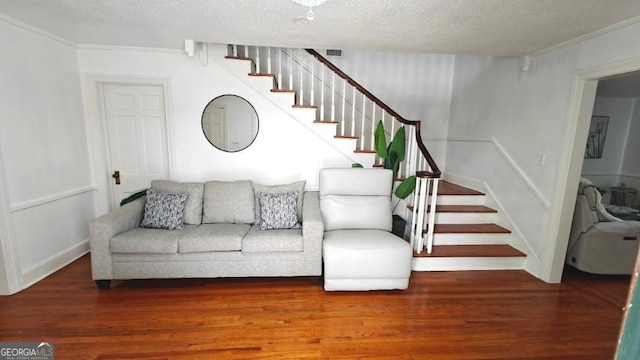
(141, 189), (188, 230)
(110, 226), (196, 254)
(151, 180), (204, 225)
(203, 180), (255, 224)
(242, 224), (303, 252)
(252, 180), (305, 224)
(259, 192), (301, 230)
(178, 224), (250, 253)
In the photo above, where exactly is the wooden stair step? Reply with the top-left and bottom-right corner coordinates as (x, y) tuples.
(335, 135), (359, 140)
(433, 223), (511, 234)
(432, 205), (496, 213)
(435, 181), (484, 196)
(248, 72), (275, 77)
(414, 245), (525, 258)
(292, 104), (317, 109)
(354, 149), (376, 154)
(409, 205), (497, 213)
(224, 55), (252, 62)
(313, 120), (339, 124)
(271, 89), (296, 93)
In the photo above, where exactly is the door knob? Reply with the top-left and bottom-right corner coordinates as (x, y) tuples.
(112, 170), (121, 185)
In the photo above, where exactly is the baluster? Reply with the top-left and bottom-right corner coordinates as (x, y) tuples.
(299, 48), (304, 105)
(267, 47), (272, 75)
(405, 127), (414, 178)
(371, 102), (376, 152)
(310, 56), (315, 106)
(426, 179), (439, 254)
(351, 87), (356, 137)
(330, 73), (336, 122)
(360, 94), (366, 151)
(320, 65), (325, 120)
(289, 48), (293, 90)
(232, 45), (237, 57)
(255, 47), (261, 74)
(341, 78), (346, 135)
(277, 48), (282, 90)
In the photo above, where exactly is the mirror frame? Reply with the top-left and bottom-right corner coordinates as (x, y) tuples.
(201, 94), (259, 152)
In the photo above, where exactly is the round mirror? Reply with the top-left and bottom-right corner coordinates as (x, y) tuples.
(202, 95), (259, 152)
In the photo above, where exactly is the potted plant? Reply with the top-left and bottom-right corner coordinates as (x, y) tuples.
(354, 120), (416, 238)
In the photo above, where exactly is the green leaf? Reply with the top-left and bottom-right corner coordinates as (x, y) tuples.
(394, 176), (416, 199)
(351, 163), (363, 168)
(374, 120), (388, 159)
(389, 126), (406, 162)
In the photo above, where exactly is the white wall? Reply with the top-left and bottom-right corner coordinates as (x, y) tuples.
(78, 46), (368, 213)
(582, 97), (635, 188)
(0, 18), (96, 293)
(620, 98), (640, 206)
(447, 19), (640, 280)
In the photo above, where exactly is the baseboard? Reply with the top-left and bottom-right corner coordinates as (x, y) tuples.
(21, 240), (89, 290)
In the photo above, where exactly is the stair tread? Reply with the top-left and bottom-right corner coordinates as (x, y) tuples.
(434, 223), (511, 234)
(271, 89), (296, 93)
(248, 72), (275, 77)
(335, 135), (359, 139)
(433, 205), (497, 213)
(292, 104), (318, 109)
(436, 181), (484, 196)
(225, 56), (252, 61)
(354, 149), (376, 154)
(414, 245), (525, 258)
(314, 120), (339, 124)
(409, 205), (497, 213)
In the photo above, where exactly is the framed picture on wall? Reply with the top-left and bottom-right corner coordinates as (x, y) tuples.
(585, 116), (609, 159)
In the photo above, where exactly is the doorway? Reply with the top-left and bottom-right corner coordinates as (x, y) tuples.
(101, 83), (170, 206)
(546, 58), (640, 284)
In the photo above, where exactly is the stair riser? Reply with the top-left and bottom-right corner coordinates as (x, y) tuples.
(411, 256), (525, 271)
(436, 195), (485, 206)
(432, 233), (511, 245)
(433, 212), (496, 224)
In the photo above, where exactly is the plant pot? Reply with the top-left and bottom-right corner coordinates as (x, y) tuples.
(392, 215), (407, 239)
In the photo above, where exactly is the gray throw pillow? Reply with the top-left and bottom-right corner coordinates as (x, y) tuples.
(151, 180), (204, 225)
(252, 180), (306, 224)
(259, 192), (301, 230)
(141, 189), (189, 230)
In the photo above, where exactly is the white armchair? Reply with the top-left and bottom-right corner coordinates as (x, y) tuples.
(319, 168), (413, 291)
(566, 178), (640, 274)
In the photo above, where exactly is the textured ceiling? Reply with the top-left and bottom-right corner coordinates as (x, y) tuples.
(1, 0), (640, 56)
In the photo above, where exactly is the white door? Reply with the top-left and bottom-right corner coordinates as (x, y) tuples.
(202, 105), (228, 149)
(103, 83), (169, 206)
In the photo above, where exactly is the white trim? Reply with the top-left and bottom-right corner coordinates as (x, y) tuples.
(0, 147), (22, 294)
(0, 13), (76, 48)
(21, 240), (89, 289)
(9, 186), (96, 212)
(530, 16), (640, 58)
(543, 56), (640, 283)
(492, 138), (551, 210)
(483, 182), (540, 264)
(77, 44), (183, 55)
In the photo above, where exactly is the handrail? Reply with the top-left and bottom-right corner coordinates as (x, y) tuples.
(305, 49), (441, 178)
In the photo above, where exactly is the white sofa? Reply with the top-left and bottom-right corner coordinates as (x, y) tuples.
(89, 180), (323, 289)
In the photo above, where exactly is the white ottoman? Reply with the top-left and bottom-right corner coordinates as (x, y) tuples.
(323, 229), (413, 291)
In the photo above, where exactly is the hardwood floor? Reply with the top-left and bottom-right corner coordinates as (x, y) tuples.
(0, 255), (630, 359)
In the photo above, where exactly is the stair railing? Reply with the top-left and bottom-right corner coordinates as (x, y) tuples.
(227, 45), (441, 254)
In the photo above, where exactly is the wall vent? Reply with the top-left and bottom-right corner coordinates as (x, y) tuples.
(325, 49), (343, 57)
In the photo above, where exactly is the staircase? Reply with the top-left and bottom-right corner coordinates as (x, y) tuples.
(412, 181), (526, 271)
(211, 44), (526, 272)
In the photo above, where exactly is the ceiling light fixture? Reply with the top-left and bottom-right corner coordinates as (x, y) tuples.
(292, 0), (330, 21)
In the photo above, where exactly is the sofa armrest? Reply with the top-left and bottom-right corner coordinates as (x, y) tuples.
(302, 191), (323, 256)
(89, 196), (146, 280)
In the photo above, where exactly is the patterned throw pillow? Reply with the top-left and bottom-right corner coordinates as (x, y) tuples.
(258, 192), (301, 230)
(141, 189), (189, 230)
